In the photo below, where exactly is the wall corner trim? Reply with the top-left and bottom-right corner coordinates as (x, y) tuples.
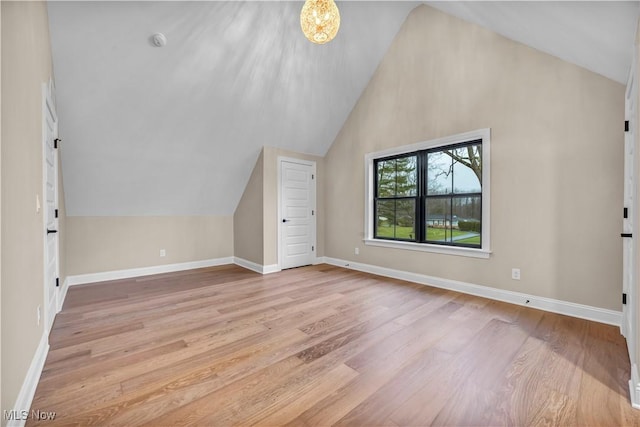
(233, 257), (280, 275)
(323, 257), (622, 327)
(263, 264), (281, 274)
(8, 333), (50, 427)
(58, 277), (70, 313)
(66, 257), (234, 286)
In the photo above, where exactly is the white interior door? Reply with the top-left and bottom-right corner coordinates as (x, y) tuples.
(623, 67), (637, 364)
(43, 82), (59, 332)
(279, 159), (316, 269)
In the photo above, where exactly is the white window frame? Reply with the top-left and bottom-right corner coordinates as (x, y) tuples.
(364, 128), (491, 259)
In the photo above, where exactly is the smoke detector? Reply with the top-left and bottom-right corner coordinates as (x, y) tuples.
(151, 33), (167, 47)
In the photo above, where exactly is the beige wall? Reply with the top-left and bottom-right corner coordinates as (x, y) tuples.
(1, 1), (54, 418)
(262, 146), (325, 266)
(234, 150), (264, 265)
(324, 5), (624, 311)
(66, 216), (233, 275)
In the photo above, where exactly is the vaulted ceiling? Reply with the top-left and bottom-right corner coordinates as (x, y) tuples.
(428, 1), (638, 84)
(48, 1), (639, 217)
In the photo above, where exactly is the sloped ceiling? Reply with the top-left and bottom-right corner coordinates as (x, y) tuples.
(49, 1), (638, 217)
(427, 1), (639, 84)
(49, 1), (418, 216)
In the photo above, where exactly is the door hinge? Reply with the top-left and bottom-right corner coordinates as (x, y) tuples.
(54, 138), (61, 149)
(623, 293), (627, 305)
(312, 246), (315, 251)
(55, 209), (59, 218)
(312, 210), (314, 215)
(625, 121), (630, 132)
(56, 277), (60, 287)
(312, 174), (314, 179)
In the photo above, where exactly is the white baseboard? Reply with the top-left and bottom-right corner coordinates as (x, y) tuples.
(7, 332), (50, 427)
(324, 257), (622, 327)
(631, 364), (640, 409)
(313, 256), (326, 265)
(233, 257), (280, 275)
(262, 264), (281, 274)
(234, 257), (326, 274)
(66, 257), (234, 286)
(233, 257), (264, 274)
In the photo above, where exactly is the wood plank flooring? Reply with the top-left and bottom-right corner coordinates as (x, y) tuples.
(28, 264), (640, 426)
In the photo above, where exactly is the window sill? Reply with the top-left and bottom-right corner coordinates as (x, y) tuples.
(363, 239), (491, 259)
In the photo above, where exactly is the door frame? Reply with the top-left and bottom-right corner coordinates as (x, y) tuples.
(277, 156), (317, 270)
(42, 79), (59, 333)
(624, 62), (637, 348)
(625, 50), (640, 409)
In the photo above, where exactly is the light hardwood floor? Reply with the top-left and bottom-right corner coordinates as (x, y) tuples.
(29, 264), (640, 426)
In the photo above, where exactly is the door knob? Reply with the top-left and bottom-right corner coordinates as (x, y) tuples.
(47, 229), (58, 234)
(282, 219), (290, 223)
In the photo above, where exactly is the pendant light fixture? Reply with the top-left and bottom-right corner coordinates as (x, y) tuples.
(300, 0), (340, 44)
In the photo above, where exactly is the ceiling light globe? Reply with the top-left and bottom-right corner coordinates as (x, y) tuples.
(300, 0), (340, 45)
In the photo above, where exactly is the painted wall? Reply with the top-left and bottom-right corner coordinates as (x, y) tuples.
(324, 5), (624, 311)
(1, 0), (54, 419)
(262, 146), (325, 267)
(234, 150), (264, 265)
(67, 147), (322, 276)
(66, 216), (233, 275)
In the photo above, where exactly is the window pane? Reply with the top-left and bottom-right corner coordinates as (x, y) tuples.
(426, 197), (452, 242)
(452, 196), (481, 246)
(377, 160), (395, 197)
(376, 199), (416, 240)
(377, 156), (417, 198)
(395, 156), (417, 196)
(427, 151), (452, 195)
(376, 200), (395, 238)
(452, 144), (481, 193)
(395, 199), (416, 240)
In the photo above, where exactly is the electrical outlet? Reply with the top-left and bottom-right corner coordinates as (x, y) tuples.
(160, 249), (166, 257)
(355, 247), (359, 255)
(37, 305), (41, 326)
(511, 268), (521, 280)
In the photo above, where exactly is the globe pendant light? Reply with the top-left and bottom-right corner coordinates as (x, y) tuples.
(300, 0), (340, 44)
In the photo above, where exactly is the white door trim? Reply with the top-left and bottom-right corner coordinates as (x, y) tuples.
(42, 79), (59, 334)
(277, 156), (316, 270)
(625, 49), (640, 409)
(624, 62), (637, 341)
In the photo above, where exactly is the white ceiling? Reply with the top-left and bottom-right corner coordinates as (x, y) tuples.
(49, 1), (418, 216)
(48, 1), (639, 216)
(427, 1), (639, 84)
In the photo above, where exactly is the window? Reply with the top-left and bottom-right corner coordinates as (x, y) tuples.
(375, 155), (418, 241)
(365, 129), (490, 258)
